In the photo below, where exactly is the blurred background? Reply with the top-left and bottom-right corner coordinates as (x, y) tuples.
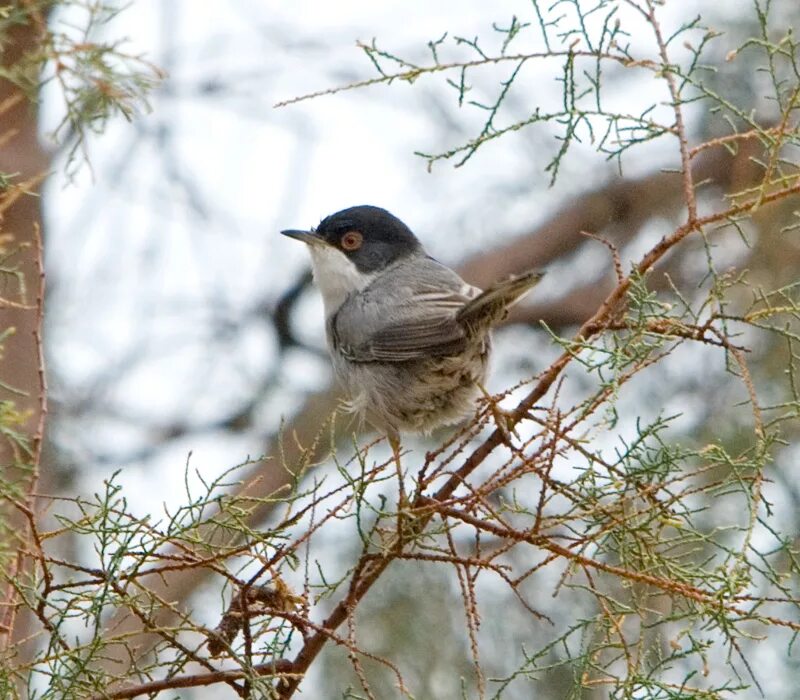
(42, 0), (566, 501)
(6, 0), (800, 697)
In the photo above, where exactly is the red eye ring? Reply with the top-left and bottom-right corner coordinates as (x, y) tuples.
(341, 231), (363, 251)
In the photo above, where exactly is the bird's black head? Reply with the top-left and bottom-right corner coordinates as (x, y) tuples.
(282, 205), (422, 273)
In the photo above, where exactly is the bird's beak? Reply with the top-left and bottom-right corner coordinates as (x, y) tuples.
(280, 229), (327, 246)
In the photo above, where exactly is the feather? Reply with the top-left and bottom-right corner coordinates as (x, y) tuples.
(331, 256), (476, 363)
(331, 255), (542, 364)
(456, 271), (544, 331)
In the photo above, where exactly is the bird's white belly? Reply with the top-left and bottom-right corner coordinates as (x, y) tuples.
(332, 343), (490, 435)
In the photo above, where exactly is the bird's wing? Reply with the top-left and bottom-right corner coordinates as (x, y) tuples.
(331, 258), (480, 363)
(456, 270), (544, 329)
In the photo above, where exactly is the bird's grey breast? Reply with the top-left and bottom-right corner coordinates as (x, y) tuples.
(326, 255), (491, 432)
(328, 255), (482, 364)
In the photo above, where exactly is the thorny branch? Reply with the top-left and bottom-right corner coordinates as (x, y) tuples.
(271, 175), (800, 698)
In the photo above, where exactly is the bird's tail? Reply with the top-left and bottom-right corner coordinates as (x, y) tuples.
(457, 270), (544, 333)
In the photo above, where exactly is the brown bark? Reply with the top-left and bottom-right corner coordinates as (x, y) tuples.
(0, 16), (48, 434)
(0, 9), (50, 653)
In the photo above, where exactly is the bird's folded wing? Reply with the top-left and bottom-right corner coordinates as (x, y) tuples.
(332, 287), (474, 363)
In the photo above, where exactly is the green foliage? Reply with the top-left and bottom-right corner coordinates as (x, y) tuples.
(1, 1), (162, 174)
(0, 1), (159, 695)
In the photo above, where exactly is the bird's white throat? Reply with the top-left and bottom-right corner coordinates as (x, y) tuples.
(307, 244), (375, 316)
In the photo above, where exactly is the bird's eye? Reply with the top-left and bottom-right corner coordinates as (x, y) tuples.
(340, 231), (363, 251)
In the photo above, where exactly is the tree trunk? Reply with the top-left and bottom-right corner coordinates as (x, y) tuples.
(0, 10), (50, 652)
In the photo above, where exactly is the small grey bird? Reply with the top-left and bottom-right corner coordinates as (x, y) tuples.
(281, 205), (542, 440)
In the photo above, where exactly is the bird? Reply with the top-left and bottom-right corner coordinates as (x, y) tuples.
(281, 205), (543, 444)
